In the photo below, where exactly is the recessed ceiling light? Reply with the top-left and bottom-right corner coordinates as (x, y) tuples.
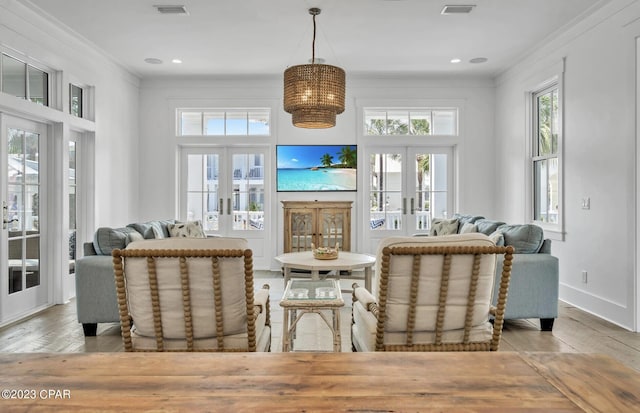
(450, 58), (462, 64)
(171, 59), (182, 64)
(441, 5), (476, 14)
(469, 57), (488, 64)
(144, 58), (163, 64)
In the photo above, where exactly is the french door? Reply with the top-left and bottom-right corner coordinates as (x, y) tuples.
(180, 146), (270, 268)
(363, 146), (454, 253)
(1, 115), (49, 323)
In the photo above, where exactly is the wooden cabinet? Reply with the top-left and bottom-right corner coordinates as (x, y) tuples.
(282, 201), (352, 253)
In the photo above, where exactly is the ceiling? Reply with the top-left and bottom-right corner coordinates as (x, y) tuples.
(23, 0), (604, 78)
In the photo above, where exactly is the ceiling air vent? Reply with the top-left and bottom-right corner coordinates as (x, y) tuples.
(441, 5), (475, 14)
(153, 5), (188, 15)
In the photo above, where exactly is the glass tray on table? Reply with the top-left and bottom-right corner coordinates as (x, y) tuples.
(284, 279), (340, 301)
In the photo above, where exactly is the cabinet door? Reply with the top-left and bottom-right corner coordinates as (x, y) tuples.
(287, 209), (315, 252)
(318, 208), (350, 251)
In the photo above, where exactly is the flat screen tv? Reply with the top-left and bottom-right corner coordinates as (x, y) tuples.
(276, 145), (357, 192)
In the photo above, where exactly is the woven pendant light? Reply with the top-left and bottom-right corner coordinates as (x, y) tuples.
(284, 8), (345, 129)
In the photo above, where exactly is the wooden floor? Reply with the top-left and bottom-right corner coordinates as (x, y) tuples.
(1, 271), (639, 372)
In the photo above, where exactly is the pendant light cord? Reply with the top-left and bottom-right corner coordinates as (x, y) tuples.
(311, 13), (317, 64)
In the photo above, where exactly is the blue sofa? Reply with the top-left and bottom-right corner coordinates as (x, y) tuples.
(75, 220), (175, 336)
(428, 214), (559, 331)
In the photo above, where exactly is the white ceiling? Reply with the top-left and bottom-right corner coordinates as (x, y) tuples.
(23, 0), (604, 78)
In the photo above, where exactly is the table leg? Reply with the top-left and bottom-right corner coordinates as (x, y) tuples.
(282, 309), (290, 352)
(284, 267), (291, 286)
(311, 269), (320, 281)
(333, 308), (341, 352)
(365, 267), (372, 292)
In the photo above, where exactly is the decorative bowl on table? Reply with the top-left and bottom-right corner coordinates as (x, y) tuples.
(312, 243), (339, 260)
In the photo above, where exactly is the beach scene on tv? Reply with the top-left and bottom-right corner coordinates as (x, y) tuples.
(277, 145), (357, 191)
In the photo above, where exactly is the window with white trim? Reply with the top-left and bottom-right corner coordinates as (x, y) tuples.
(1, 53), (49, 106)
(70, 84), (83, 117)
(177, 109), (270, 136)
(532, 84), (560, 225)
(364, 108), (457, 136)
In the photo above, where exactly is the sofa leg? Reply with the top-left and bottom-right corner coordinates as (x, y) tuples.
(82, 323), (97, 336)
(540, 318), (554, 332)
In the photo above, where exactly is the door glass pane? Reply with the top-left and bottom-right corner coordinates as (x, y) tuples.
(369, 153), (402, 230)
(187, 154), (219, 231)
(6, 127), (41, 293)
(2, 55), (26, 99)
(69, 141), (77, 274)
(232, 153), (264, 230)
(414, 153), (430, 230)
(430, 153), (449, 219)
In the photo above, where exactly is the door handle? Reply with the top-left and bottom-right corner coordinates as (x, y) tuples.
(227, 198), (231, 215)
(410, 198), (415, 215)
(219, 198), (224, 215)
(402, 198), (407, 215)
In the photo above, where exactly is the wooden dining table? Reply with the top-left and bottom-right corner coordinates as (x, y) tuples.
(0, 351), (638, 412)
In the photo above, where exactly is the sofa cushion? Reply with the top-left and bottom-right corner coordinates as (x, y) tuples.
(459, 222), (477, 234)
(93, 227), (140, 255)
(429, 218), (459, 236)
(498, 224), (544, 253)
(474, 219), (506, 235)
(127, 220), (175, 239)
(168, 220), (206, 238)
(452, 214), (484, 228)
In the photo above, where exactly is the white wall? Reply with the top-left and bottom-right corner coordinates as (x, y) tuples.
(138, 75), (496, 269)
(0, 1), (140, 230)
(0, 1), (140, 305)
(495, 0), (640, 329)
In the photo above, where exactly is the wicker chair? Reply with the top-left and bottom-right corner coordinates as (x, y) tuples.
(112, 237), (271, 352)
(351, 233), (513, 352)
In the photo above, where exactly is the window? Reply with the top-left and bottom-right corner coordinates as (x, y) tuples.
(364, 109), (457, 136)
(532, 84), (561, 226)
(70, 84), (83, 117)
(1, 54), (48, 106)
(177, 109), (270, 136)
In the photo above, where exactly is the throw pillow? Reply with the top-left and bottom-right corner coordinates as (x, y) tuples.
(474, 219), (506, 235)
(497, 224), (543, 253)
(127, 231), (145, 244)
(459, 222), (477, 234)
(429, 218), (459, 236)
(488, 230), (505, 246)
(168, 221), (206, 238)
(93, 227), (140, 255)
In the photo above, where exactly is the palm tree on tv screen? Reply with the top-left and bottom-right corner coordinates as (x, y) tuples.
(320, 153), (333, 167)
(338, 146), (356, 168)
